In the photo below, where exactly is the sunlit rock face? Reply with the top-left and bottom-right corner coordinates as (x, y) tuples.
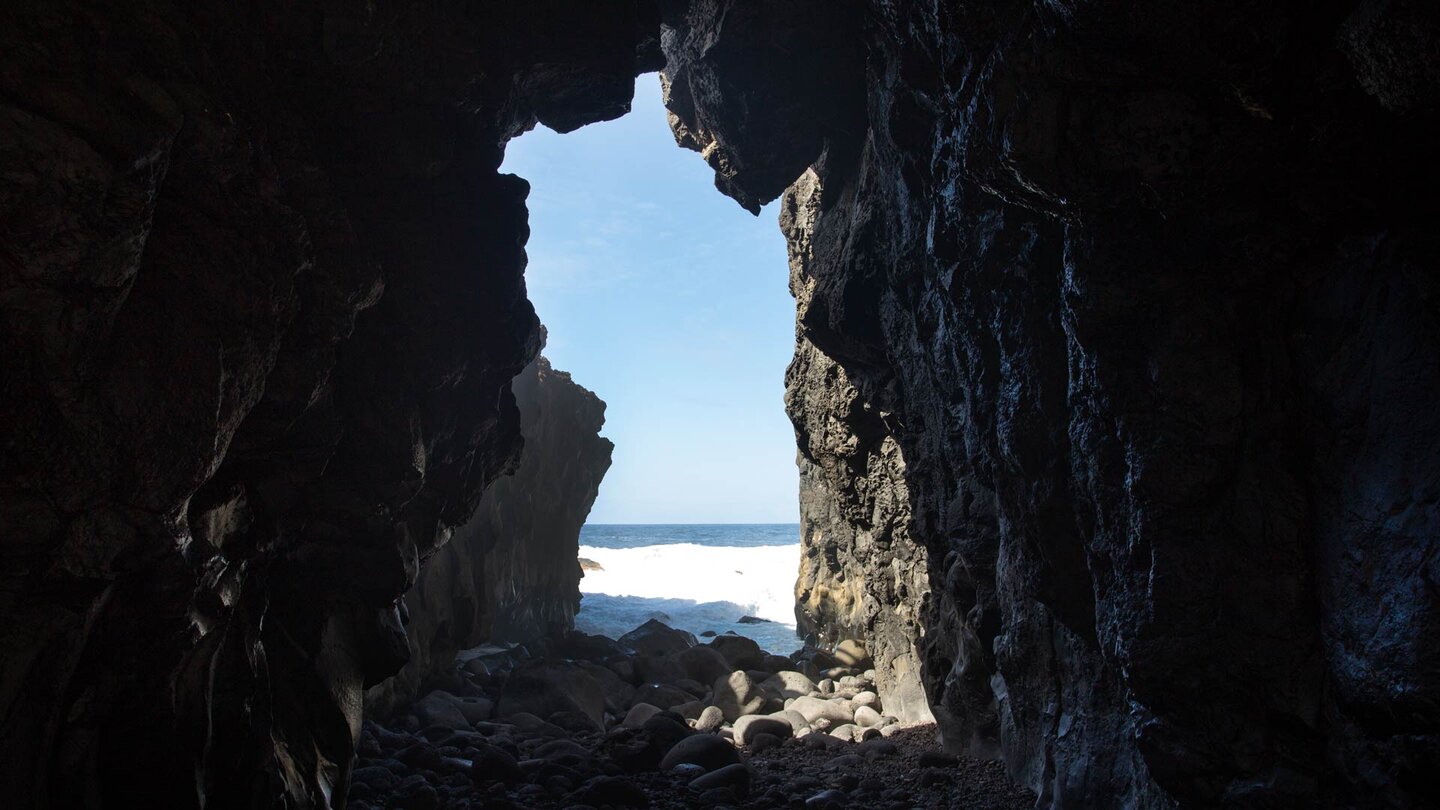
(783, 172), (933, 726)
(366, 356), (612, 716)
(665, 0), (1439, 807)
(0, 1), (655, 806)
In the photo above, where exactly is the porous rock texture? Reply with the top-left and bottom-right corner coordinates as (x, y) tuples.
(664, 0), (1439, 808)
(786, 319), (932, 725)
(366, 355), (612, 717)
(0, 1), (656, 807)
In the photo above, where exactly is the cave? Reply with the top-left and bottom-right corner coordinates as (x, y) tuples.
(2, 1), (1438, 809)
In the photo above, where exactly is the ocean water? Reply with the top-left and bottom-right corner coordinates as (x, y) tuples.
(574, 524), (802, 654)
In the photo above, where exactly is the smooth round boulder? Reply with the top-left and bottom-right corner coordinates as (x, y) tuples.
(760, 671), (817, 700)
(622, 703), (663, 729)
(711, 670), (766, 721)
(659, 733), (741, 773)
(733, 714), (792, 745)
(695, 705), (725, 732)
(854, 705), (882, 727)
(689, 763), (751, 799)
(790, 696), (854, 725)
(496, 663), (604, 730)
(852, 690), (880, 709)
(412, 691), (470, 729)
(676, 645), (733, 685)
(634, 653), (688, 685)
(631, 683), (694, 710)
(709, 633), (765, 671)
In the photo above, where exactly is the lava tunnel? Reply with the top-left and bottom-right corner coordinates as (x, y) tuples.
(1, 1), (1437, 808)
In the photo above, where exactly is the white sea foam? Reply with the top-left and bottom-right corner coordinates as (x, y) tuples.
(575, 542), (801, 654)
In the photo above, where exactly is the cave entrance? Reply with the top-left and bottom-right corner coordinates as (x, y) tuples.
(499, 73), (803, 656)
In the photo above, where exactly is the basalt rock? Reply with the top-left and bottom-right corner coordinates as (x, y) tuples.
(0, 1), (654, 806)
(665, 1), (1439, 808)
(366, 355), (612, 715)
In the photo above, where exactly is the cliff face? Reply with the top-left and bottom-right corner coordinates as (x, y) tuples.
(663, 1), (1439, 807)
(0, 1), (654, 806)
(368, 356), (612, 716)
(783, 176), (932, 725)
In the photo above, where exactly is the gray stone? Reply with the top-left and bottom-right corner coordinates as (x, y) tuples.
(618, 619), (696, 656)
(760, 671), (817, 700)
(659, 734), (740, 773)
(733, 714), (792, 745)
(695, 705), (726, 732)
(688, 762), (751, 798)
(854, 706), (882, 727)
(711, 670), (766, 721)
(789, 696), (854, 725)
(622, 703), (663, 729)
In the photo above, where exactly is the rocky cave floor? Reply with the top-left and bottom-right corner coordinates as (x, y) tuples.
(351, 621), (1033, 809)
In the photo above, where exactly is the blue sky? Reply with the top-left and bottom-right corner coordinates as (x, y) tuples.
(502, 75), (799, 524)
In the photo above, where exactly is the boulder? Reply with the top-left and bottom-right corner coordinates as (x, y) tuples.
(496, 663), (605, 730)
(794, 649), (843, 680)
(854, 705), (882, 727)
(689, 763), (751, 799)
(709, 634), (765, 671)
(634, 653), (688, 685)
(623, 703), (664, 729)
(834, 639), (872, 669)
(760, 671), (817, 700)
(673, 700), (707, 720)
(566, 775), (649, 808)
(618, 619), (696, 656)
(412, 691), (471, 729)
(711, 671), (766, 721)
(552, 631), (630, 662)
(695, 706), (725, 732)
(760, 654), (794, 673)
(733, 715), (792, 745)
(659, 733), (741, 773)
(576, 660), (636, 715)
(790, 696), (854, 725)
(631, 683), (694, 710)
(676, 645), (733, 685)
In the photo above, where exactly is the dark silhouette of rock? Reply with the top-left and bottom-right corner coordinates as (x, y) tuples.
(3, 1), (1438, 807)
(369, 355), (612, 713)
(663, 1), (1440, 806)
(619, 619), (697, 656)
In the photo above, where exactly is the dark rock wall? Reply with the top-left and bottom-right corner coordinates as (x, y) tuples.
(0, 1), (655, 807)
(663, 1), (1438, 807)
(4, 0), (1438, 808)
(367, 355), (613, 716)
(783, 172), (932, 726)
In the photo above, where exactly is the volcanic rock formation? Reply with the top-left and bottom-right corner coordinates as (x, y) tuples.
(0, 1), (656, 806)
(366, 355), (612, 716)
(3, 0), (1438, 808)
(664, 0), (1440, 807)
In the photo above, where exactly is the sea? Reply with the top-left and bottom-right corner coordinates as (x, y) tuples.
(573, 524), (802, 655)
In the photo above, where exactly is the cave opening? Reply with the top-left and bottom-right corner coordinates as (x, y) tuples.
(498, 73), (806, 657)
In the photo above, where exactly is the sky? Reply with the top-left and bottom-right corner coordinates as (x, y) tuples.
(501, 74), (799, 524)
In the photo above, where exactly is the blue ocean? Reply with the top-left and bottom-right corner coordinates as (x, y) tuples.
(574, 524), (802, 654)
